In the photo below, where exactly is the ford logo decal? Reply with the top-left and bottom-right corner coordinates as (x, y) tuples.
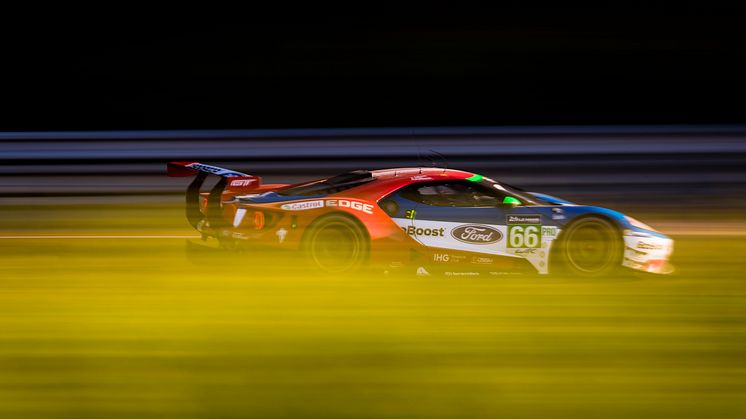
(451, 224), (502, 244)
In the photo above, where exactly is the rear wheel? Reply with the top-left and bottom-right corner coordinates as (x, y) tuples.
(303, 215), (370, 274)
(555, 217), (623, 277)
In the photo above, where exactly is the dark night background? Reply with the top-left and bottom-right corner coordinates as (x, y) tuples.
(3, 8), (746, 419)
(2, 6), (745, 130)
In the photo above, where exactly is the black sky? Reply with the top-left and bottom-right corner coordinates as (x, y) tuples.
(2, 6), (745, 130)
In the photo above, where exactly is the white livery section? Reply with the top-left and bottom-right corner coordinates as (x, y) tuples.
(622, 233), (675, 274)
(392, 218), (560, 274)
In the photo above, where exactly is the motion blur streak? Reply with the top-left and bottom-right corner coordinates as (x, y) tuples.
(1, 126), (745, 418)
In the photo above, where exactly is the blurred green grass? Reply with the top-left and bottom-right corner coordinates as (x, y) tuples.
(1, 206), (745, 418)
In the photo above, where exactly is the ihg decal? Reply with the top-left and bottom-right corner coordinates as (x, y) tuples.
(451, 225), (502, 244)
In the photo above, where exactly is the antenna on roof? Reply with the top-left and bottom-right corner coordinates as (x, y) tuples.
(422, 149), (448, 173)
(417, 147), (423, 174)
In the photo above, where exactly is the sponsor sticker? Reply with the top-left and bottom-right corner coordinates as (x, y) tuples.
(281, 200), (324, 211)
(514, 248), (537, 255)
(637, 241), (664, 250)
(507, 215), (541, 224)
(551, 208), (566, 220)
(405, 209), (416, 220)
(325, 199), (374, 215)
(403, 226), (446, 237)
(623, 258), (644, 269)
(541, 226), (559, 238)
(433, 253), (450, 262)
(451, 224), (502, 244)
(276, 198), (377, 214)
(230, 178), (257, 187)
(626, 246), (648, 256)
(507, 214), (542, 248)
(276, 228), (288, 243)
(186, 163), (242, 177)
(489, 271), (523, 276)
(187, 163), (223, 174)
(416, 267), (431, 276)
(233, 208), (247, 227)
(432, 253), (466, 263)
(514, 248), (547, 258)
(445, 271), (480, 276)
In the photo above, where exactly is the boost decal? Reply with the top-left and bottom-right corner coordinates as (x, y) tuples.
(507, 214), (542, 248)
(451, 225), (502, 244)
(403, 226), (446, 237)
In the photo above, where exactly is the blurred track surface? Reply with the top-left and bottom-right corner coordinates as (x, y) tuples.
(0, 229), (744, 419)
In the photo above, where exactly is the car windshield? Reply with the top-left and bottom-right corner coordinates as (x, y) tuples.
(476, 176), (550, 206)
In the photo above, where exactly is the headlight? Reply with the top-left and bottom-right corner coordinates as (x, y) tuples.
(625, 216), (658, 232)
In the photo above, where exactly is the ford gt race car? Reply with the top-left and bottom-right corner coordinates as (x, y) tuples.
(167, 161), (674, 277)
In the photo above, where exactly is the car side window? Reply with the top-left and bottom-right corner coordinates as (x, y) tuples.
(399, 181), (505, 207)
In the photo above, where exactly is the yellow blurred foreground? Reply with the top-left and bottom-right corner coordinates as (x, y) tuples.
(0, 204), (745, 419)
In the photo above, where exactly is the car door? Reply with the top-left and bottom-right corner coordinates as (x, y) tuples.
(388, 180), (516, 257)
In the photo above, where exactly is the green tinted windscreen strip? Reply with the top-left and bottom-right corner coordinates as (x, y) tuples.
(465, 174), (484, 182)
(503, 196), (522, 205)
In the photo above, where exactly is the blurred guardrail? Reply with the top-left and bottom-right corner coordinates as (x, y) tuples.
(1, 125), (745, 213)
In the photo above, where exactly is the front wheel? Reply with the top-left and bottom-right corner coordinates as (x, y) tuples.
(302, 214), (370, 274)
(554, 217), (623, 277)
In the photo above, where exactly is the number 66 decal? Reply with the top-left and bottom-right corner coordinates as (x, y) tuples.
(508, 225), (541, 248)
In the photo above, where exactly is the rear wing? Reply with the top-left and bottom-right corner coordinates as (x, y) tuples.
(167, 161), (262, 231)
(167, 161), (262, 190)
(167, 161), (249, 178)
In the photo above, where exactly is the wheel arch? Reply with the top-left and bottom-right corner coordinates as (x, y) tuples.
(555, 213), (624, 242)
(550, 213), (625, 273)
(299, 211), (373, 273)
(300, 211), (371, 249)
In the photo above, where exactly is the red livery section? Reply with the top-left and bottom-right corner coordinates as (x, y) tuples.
(166, 161), (200, 177)
(226, 176), (263, 192)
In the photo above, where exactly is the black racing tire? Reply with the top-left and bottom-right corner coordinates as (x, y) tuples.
(553, 216), (623, 277)
(302, 214), (370, 274)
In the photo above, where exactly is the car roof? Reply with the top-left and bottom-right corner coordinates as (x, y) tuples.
(370, 167), (474, 180)
(337, 167), (478, 200)
(269, 167), (479, 201)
